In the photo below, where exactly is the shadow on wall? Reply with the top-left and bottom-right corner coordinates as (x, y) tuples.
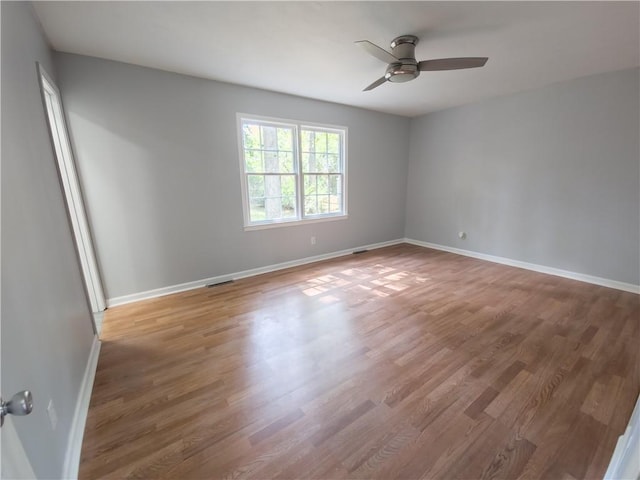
(60, 63), (246, 296)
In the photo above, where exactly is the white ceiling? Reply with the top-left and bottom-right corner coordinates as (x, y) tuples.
(32, 1), (639, 117)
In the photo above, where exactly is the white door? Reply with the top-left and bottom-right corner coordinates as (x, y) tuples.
(0, 321), (37, 479)
(38, 64), (106, 317)
(0, 417), (37, 479)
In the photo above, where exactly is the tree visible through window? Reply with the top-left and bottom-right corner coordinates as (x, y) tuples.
(301, 129), (343, 216)
(238, 116), (346, 228)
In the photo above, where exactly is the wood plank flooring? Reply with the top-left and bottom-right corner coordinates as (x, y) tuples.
(79, 244), (639, 479)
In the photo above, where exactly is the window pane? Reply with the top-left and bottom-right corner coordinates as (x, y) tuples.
(314, 132), (328, 152)
(263, 150), (279, 173)
(327, 133), (340, 154)
(247, 174), (265, 198)
(304, 152), (320, 173)
(243, 122), (295, 175)
(304, 195), (317, 215)
(259, 151), (293, 174)
(327, 154), (340, 173)
(261, 125), (278, 151)
(277, 128), (293, 152)
(249, 174), (296, 221)
(316, 154), (329, 173)
(244, 149), (263, 173)
(263, 175), (281, 217)
(302, 173), (342, 216)
(329, 175), (340, 195)
(318, 195), (330, 214)
(243, 124), (261, 150)
(281, 175), (296, 202)
(304, 174), (342, 196)
(329, 195), (342, 213)
(282, 196), (296, 218)
(249, 197), (266, 222)
(303, 174), (316, 194)
(265, 196), (296, 219)
(264, 195), (282, 219)
(301, 130), (314, 153)
(317, 175), (329, 194)
(279, 152), (294, 173)
(302, 154), (330, 173)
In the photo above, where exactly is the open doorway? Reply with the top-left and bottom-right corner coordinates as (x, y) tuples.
(37, 64), (106, 334)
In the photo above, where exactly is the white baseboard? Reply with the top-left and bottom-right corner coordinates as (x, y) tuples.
(107, 237), (638, 307)
(63, 334), (101, 479)
(404, 238), (640, 294)
(107, 239), (405, 307)
(604, 393), (640, 480)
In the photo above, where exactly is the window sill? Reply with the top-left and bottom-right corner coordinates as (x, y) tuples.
(243, 214), (348, 231)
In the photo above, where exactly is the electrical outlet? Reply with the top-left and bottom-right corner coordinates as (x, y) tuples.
(47, 399), (58, 430)
(310, 236), (316, 245)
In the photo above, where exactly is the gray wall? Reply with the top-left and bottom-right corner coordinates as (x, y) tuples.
(54, 53), (639, 299)
(54, 53), (410, 300)
(405, 68), (640, 285)
(1, 3), (95, 477)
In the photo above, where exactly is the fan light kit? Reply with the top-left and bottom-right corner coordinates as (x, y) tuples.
(355, 35), (488, 91)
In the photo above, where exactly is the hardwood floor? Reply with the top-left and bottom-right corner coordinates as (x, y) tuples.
(79, 244), (639, 479)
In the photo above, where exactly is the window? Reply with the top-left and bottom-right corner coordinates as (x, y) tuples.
(238, 115), (347, 229)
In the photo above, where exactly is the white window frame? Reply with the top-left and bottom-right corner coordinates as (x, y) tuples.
(237, 113), (348, 230)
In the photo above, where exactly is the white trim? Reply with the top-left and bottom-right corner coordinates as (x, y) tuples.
(604, 393), (640, 480)
(243, 213), (348, 231)
(108, 237), (638, 307)
(107, 239), (404, 307)
(236, 112), (347, 133)
(63, 335), (101, 480)
(404, 238), (640, 294)
(37, 64), (106, 314)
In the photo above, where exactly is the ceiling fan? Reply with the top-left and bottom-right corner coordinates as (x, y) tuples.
(356, 35), (488, 91)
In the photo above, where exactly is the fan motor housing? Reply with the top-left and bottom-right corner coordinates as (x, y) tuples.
(390, 35), (419, 60)
(386, 35), (420, 83)
(385, 63), (419, 83)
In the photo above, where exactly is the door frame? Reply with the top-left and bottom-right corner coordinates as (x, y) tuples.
(36, 64), (106, 325)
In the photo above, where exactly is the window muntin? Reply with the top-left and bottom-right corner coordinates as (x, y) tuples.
(238, 115), (346, 228)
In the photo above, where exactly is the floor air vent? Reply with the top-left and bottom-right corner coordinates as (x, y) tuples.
(206, 280), (234, 288)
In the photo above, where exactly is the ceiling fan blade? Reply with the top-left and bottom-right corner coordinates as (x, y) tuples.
(363, 76), (388, 91)
(355, 40), (398, 64)
(418, 57), (488, 71)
